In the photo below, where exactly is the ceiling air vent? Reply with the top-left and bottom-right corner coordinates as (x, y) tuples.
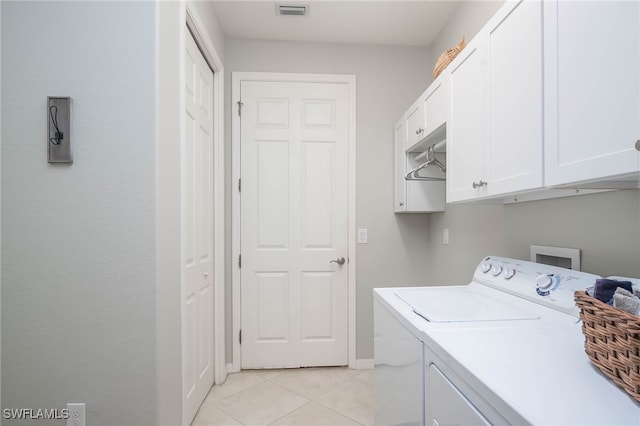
(276, 3), (309, 16)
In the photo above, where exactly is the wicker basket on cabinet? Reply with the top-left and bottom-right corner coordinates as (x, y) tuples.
(432, 37), (466, 79)
(574, 290), (640, 402)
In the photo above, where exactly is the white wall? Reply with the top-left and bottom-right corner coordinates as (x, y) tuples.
(224, 39), (433, 360)
(2, 2), (157, 424)
(501, 191), (640, 277)
(156, 1), (184, 424)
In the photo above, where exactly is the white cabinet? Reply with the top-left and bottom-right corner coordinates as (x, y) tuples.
(405, 74), (448, 150)
(544, 0), (640, 187)
(394, 114), (446, 213)
(447, 38), (486, 202)
(421, 75), (447, 138)
(447, 0), (544, 203)
(485, 0), (543, 195)
(406, 100), (425, 149)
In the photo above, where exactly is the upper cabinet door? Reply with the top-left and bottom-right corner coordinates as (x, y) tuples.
(447, 0), (544, 203)
(447, 39), (487, 203)
(485, 0), (543, 196)
(544, 0), (640, 186)
(405, 100), (425, 149)
(423, 74), (447, 138)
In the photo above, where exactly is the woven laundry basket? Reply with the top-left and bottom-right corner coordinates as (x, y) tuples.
(432, 37), (466, 79)
(574, 291), (640, 402)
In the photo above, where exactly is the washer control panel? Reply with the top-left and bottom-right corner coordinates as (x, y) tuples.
(474, 256), (601, 316)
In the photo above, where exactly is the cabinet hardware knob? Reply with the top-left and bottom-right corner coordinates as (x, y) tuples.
(472, 180), (487, 189)
(399, 202), (404, 206)
(635, 139), (640, 151)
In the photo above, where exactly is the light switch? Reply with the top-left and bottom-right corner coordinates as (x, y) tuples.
(358, 228), (368, 244)
(48, 96), (72, 164)
(443, 228), (449, 245)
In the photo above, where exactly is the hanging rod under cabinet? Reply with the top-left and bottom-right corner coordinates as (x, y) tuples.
(405, 142), (446, 181)
(414, 139), (446, 162)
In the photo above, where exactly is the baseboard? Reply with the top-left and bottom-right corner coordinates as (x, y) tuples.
(354, 359), (374, 369)
(226, 361), (372, 371)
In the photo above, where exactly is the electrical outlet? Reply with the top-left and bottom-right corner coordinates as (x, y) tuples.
(67, 403), (85, 426)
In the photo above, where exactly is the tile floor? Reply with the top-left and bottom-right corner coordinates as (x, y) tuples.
(191, 367), (374, 426)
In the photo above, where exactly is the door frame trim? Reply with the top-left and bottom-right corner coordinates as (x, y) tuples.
(231, 72), (357, 371)
(185, 2), (227, 386)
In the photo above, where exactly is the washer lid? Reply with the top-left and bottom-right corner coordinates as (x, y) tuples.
(395, 287), (540, 322)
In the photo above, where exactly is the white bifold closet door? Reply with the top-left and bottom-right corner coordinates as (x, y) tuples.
(183, 28), (214, 424)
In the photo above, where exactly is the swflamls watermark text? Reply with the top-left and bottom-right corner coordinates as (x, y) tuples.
(2, 408), (69, 420)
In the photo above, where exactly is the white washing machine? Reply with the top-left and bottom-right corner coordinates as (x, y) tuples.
(374, 256), (640, 425)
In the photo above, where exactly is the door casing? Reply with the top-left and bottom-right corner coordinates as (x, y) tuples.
(231, 72), (357, 371)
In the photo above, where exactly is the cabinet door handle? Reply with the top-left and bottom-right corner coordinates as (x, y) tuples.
(399, 202), (404, 206)
(635, 139), (640, 151)
(472, 180), (487, 188)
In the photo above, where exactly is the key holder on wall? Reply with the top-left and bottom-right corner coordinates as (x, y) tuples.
(48, 96), (72, 163)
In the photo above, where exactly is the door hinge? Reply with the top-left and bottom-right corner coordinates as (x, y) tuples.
(239, 329), (242, 344)
(238, 254), (241, 268)
(237, 101), (243, 116)
(238, 178), (241, 192)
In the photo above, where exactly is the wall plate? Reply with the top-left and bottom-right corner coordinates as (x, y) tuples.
(48, 96), (72, 163)
(530, 245), (581, 271)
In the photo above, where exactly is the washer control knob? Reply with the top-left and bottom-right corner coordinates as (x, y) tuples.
(481, 263), (492, 273)
(491, 265), (503, 276)
(536, 274), (554, 291)
(503, 268), (516, 280)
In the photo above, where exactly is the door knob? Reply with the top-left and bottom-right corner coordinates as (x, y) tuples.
(330, 257), (346, 265)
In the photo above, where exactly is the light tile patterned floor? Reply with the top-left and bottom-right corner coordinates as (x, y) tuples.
(191, 367), (374, 426)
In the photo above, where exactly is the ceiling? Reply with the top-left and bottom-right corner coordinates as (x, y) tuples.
(210, 1), (460, 47)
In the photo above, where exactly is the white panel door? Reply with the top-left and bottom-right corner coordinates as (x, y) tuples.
(183, 30), (214, 424)
(240, 80), (349, 368)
